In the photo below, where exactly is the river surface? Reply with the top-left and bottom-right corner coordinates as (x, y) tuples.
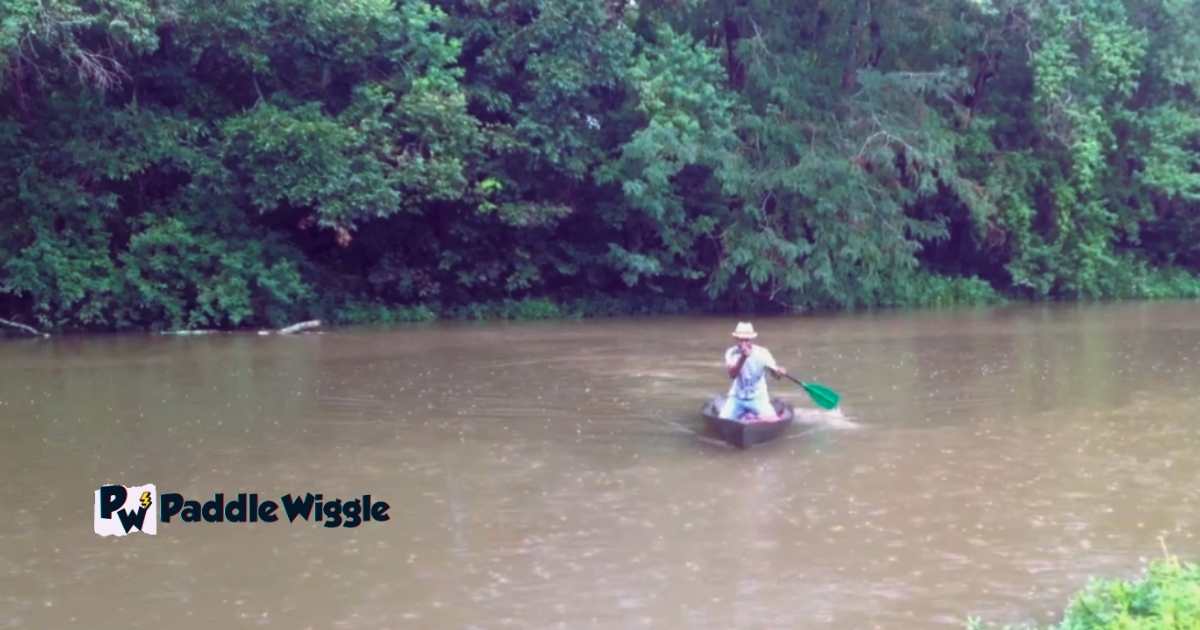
(2, 301), (1199, 629)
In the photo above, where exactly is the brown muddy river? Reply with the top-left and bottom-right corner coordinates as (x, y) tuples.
(2, 301), (1199, 628)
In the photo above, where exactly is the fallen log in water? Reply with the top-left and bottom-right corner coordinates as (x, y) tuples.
(277, 320), (321, 335)
(0, 318), (49, 338)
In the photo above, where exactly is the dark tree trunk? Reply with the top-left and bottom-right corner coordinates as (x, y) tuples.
(841, 0), (867, 92)
(724, 7), (744, 89)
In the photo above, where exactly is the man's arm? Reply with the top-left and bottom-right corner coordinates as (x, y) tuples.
(728, 350), (749, 379)
(763, 349), (786, 378)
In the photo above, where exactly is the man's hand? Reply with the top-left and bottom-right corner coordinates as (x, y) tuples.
(729, 343), (752, 379)
(771, 366), (788, 379)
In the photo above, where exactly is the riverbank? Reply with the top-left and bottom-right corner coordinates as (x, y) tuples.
(6, 270), (1200, 337)
(9, 264), (1200, 338)
(329, 272), (1009, 326)
(968, 552), (1200, 629)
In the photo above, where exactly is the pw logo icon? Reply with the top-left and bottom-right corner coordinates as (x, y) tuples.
(94, 484), (157, 536)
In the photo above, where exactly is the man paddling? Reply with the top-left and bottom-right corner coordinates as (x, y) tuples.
(721, 322), (788, 421)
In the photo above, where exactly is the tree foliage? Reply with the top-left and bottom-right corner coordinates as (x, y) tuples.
(2, 0), (1199, 330)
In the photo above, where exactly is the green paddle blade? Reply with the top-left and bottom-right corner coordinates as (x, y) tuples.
(801, 381), (840, 410)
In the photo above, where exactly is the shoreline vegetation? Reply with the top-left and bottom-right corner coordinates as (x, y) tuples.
(3, 288), (1198, 337)
(4, 1), (1200, 334)
(4, 268), (1200, 335)
(4, 290), (1197, 338)
(968, 548), (1200, 630)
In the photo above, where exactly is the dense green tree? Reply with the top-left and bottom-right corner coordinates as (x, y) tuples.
(2, 0), (1198, 331)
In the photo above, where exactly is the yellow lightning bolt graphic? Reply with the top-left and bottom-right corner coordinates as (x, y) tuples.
(139, 491), (152, 509)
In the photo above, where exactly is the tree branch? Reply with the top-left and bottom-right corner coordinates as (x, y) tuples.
(0, 318), (49, 337)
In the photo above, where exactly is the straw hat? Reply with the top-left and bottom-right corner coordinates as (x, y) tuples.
(731, 322), (758, 339)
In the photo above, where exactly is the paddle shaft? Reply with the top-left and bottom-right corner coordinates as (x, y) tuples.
(780, 372), (805, 387)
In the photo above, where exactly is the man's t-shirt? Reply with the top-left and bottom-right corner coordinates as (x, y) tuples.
(724, 345), (778, 400)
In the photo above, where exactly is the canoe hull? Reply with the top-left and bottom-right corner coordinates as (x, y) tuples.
(701, 396), (795, 449)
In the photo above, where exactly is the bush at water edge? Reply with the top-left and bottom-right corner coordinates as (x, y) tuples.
(968, 557), (1200, 629)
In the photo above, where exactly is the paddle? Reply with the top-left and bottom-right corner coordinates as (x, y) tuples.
(778, 372), (841, 410)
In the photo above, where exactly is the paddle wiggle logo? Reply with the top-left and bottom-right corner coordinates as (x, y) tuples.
(95, 484), (157, 536)
(93, 484), (390, 536)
